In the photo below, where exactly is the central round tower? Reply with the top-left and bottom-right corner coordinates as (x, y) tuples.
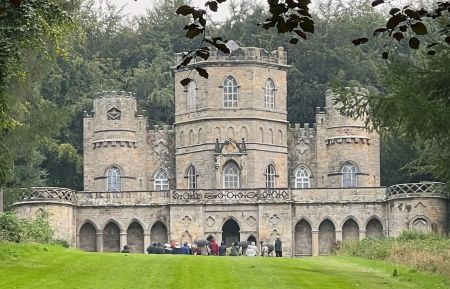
(173, 47), (290, 190)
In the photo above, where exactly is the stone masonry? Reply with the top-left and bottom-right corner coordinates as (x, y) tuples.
(15, 47), (449, 256)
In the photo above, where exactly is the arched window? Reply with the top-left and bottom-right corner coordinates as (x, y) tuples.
(223, 162), (239, 189)
(342, 162), (357, 188)
(187, 165), (197, 190)
(107, 167), (121, 191)
(223, 76), (238, 108)
(154, 169), (169, 191)
(265, 164), (276, 188)
(295, 166), (310, 188)
(264, 79), (275, 109)
(186, 80), (196, 111)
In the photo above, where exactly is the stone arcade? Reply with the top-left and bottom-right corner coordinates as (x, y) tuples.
(15, 47), (449, 256)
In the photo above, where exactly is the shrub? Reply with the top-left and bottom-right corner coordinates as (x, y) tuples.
(0, 211), (53, 243)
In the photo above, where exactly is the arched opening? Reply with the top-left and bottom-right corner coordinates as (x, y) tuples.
(223, 161), (240, 189)
(150, 221), (168, 244)
(103, 222), (120, 252)
(319, 219), (335, 255)
(222, 219), (240, 246)
(79, 222), (97, 252)
(247, 235), (257, 245)
(366, 218), (383, 238)
(294, 219), (312, 256)
(412, 218), (429, 233)
(127, 222), (144, 253)
(342, 219), (359, 242)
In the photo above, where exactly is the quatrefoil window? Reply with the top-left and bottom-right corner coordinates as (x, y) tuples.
(107, 107), (121, 120)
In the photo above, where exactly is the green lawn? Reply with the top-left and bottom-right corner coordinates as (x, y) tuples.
(0, 243), (448, 289)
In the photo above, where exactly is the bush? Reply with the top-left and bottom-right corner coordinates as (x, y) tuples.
(336, 231), (450, 276)
(0, 211), (54, 243)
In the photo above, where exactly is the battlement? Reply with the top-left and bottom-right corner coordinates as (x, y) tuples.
(149, 124), (174, 133)
(174, 46), (288, 68)
(93, 90), (136, 99)
(289, 123), (316, 137)
(315, 107), (327, 114)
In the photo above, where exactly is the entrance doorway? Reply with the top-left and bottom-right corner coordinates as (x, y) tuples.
(222, 219), (240, 246)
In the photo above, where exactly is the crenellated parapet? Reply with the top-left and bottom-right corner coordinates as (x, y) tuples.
(93, 90), (137, 99)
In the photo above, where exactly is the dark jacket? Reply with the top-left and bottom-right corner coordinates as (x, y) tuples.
(274, 239), (282, 251)
(219, 245), (227, 256)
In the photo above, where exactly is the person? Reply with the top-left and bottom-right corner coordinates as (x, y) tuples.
(229, 241), (241, 256)
(209, 238), (219, 256)
(173, 242), (182, 254)
(219, 241), (227, 256)
(246, 242), (257, 256)
(274, 235), (282, 257)
(154, 242), (164, 254)
(121, 245), (130, 253)
(181, 242), (190, 255)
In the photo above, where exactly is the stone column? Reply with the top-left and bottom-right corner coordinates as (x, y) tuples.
(311, 230), (319, 256)
(359, 229), (366, 240)
(96, 233), (104, 252)
(144, 233), (151, 253)
(335, 230), (343, 243)
(120, 231), (127, 250)
(76, 233), (80, 249)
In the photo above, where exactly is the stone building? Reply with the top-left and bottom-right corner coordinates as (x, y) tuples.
(15, 47), (449, 256)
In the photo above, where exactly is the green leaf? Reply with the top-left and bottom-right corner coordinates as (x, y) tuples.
(411, 22), (427, 35)
(404, 9), (421, 20)
(408, 37), (420, 49)
(176, 5), (194, 16)
(205, 1), (218, 12)
(289, 38), (299, 45)
(299, 18), (314, 33)
(195, 67), (208, 79)
(386, 14), (405, 29)
(294, 30), (306, 40)
(371, 0), (384, 7)
(393, 32), (403, 41)
(352, 37), (369, 46)
(180, 78), (192, 86)
(382, 52), (388, 59)
(186, 28), (203, 39)
(389, 8), (400, 15)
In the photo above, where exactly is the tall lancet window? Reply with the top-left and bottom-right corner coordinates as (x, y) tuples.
(187, 80), (197, 111)
(223, 76), (238, 107)
(107, 166), (121, 191)
(264, 79), (275, 110)
(342, 162), (358, 188)
(223, 162), (240, 189)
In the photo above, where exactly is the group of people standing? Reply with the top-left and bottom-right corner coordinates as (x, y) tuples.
(123, 235), (283, 257)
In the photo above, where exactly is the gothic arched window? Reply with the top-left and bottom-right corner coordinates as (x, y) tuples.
(295, 166), (310, 188)
(264, 79), (275, 110)
(342, 162), (358, 188)
(107, 166), (121, 192)
(223, 162), (240, 189)
(154, 169), (169, 191)
(186, 80), (197, 111)
(265, 164), (276, 188)
(223, 76), (238, 108)
(187, 165), (197, 190)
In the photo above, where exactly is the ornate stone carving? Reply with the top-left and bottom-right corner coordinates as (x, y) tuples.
(106, 107), (121, 120)
(180, 215), (192, 226)
(205, 216), (215, 227)
(269, 214), (281, 226)
(295, 137), (309, 155)
(153, 139), (168, 156)
(246, 216), (257, 226)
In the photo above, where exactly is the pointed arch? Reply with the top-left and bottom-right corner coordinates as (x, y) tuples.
(198, 128), (203, 144)
(268, 128), (274, 144)
(294, 165), (311, 188)
(186, 164), (198, 190)
(258, 127), (264, 143)
(365, 217), (384, 238)
(103, 221), (121, 252)
(154, 168), (169, 191)
(240, 126), (248, 141)
(188, 129), (194, 145)
(342, 218), (359, 242)
(186, 79), (197, 111)
(79, 220), (98, 252)
(179, 131), (185, 147)
(214, 127), (221, 141)
(150, 221), (168, 244)
(106, 166), (122, 192)
(294, 219), (312, 256)
(127, 221), (144, 253)
(223, 161), (240, 189)
(223, 75), (238, 108)
(264, 78), (275, 110)
(341, 161), (358, 188)
(222, 217), (241, 246)
(227, 126), (235, 139)
(265, 163), (277, 188)
(278, 129), (283, 145)
(318, 219), (336, 255)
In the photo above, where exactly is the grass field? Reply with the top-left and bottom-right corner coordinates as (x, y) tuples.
(0, 243), (449, 289)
